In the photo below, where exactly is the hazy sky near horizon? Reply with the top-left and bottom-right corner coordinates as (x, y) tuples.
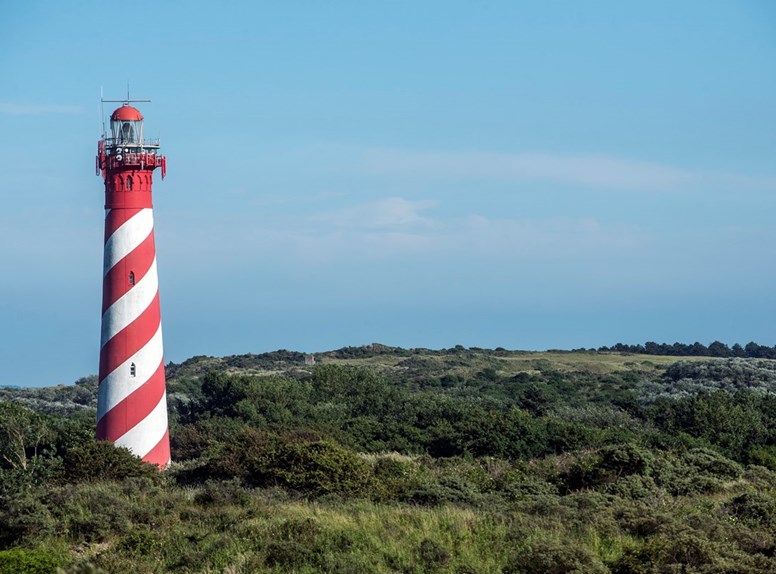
(1, 1), (775, 386)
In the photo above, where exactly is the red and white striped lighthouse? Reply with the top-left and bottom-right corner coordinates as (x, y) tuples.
(95, 102), (170, 467)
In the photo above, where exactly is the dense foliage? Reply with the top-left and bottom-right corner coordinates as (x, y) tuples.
(1, 347), (776, 572)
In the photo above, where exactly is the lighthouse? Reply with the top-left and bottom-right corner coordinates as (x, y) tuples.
(95, 101), (170, 467)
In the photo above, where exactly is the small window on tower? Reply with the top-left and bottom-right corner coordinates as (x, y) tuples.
(126, 175), (133, 190)
(130, 363), (136, 377)
(129, 271), (135, 285)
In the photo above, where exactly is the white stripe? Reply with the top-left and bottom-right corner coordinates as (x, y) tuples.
(103, 209), (154, 275)
(101, 258), (158, 347)
(97, 324), (164, 420)
(114, 392), (169, 458)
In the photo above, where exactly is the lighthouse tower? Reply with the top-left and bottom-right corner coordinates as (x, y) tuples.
(95, 102), (170, 467)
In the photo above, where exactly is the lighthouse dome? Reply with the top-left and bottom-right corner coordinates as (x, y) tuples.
(111, 104), (144, 121)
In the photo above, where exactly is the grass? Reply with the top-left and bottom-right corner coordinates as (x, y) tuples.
(66, 495), (519, 573)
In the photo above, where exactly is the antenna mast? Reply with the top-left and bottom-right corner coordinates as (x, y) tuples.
(100, 86), (105, 139)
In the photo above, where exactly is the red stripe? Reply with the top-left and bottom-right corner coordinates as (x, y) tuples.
(96, 360), (166, 442)
(99, 293), (161, 380)
(102, 229), (156, 311)
(104, 208), (143, 240)
(143, 427), (171, 468)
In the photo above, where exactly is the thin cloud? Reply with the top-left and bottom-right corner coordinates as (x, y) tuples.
(0, 102), (83, 115)
(312, 197), (438, 229)
(360, 149), (776, 193)
(280, 198), (647, 262)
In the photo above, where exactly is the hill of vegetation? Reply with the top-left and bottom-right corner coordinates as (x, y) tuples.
(2, 345), (776, 573)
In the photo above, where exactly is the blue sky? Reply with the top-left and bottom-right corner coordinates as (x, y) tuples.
(1, 1), (775, 386)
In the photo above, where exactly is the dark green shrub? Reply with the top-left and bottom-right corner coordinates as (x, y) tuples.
(724, 492), (776, 526)
(370, 456), (426, 501)
(62, 441), (160, 482)
(504, 477), (559, 501)
(614, 531), (722, 574)
(616, 505), (673, 537)
(681, 448), (742, 480)
(417, 538), (450, 569)
(0, 457), (61, 498)
(247, 439), (371, 496)
(408, 476), (485, 506)
(604, 474), (661, 500)
(742, 465), (776, 489)
(0, 492), (55, 546)
(747, 445), (776, 471)
(559, 444), (653, 492)
(505, 539), (608, 574)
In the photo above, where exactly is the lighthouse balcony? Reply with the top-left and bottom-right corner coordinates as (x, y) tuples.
(105, 151), (164, 170)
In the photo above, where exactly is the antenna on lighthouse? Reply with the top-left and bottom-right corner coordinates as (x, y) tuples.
(99, 86), (105, 139)
(102, 84), (152, 105)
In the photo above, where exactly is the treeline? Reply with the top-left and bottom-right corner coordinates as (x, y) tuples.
(599, 340), (776, 359)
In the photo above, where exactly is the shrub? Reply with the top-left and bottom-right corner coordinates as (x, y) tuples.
(681, 448), (742, 480)
(0, 492), (55, 546)
(370, 455), (426, 501)
(559, 444), (653, 492)
(724, 492), (776, 526)
(62, 441), (160, 482)
(504, 477), (559, 501)
(407, 476), (486, 506)
(747, 445), (776, 471)
(247, 438), (371, 496)
(505, 539), (608, 574)
(0, 548), (63, 574)
(611, 529), (769, 574)
(417, 538), (450, 569)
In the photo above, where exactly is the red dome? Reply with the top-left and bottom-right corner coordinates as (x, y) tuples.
(111, 104), (143, 121)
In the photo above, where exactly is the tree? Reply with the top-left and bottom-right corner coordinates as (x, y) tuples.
(708, 341), (731, 357)
(0, 402), (52, 470)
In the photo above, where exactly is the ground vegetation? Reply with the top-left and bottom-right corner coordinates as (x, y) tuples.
(1, 346), (776, 572)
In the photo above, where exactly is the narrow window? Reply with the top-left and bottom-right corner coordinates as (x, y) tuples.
(130, 363), (136, 377)
(129, 271), (135, 285)
(126, 175), (133, 190)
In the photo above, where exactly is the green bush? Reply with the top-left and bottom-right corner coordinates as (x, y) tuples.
(370, 456), (427, 501)
(559, 444), (653, 492)
(247, 438), (371, 496)
(747, 444), (776, 471)
(505, 539), (608, 574)
(724, 492), (776, 526)
(681, 448), (742, 480)
(417, 538), (450, 569)
(0, 547), (63, 574)
(610, 529), (776, 574)
(62, 441), (160, 482)
(0, 492), (55, 546)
